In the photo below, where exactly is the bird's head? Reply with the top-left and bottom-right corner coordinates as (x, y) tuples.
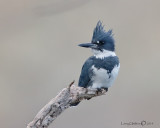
(79, 21), (115, 53)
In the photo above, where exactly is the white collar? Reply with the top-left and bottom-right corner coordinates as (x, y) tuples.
(92, 49), (116, 59)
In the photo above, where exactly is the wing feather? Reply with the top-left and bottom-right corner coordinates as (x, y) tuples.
(78, 57), (94, 87)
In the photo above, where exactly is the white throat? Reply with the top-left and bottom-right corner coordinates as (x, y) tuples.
(92, 49), (116, 59)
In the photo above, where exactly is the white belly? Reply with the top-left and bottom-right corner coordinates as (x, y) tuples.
(90, 64), (120, 89)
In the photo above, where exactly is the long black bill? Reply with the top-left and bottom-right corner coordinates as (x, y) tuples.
(78, 43), (97, 48)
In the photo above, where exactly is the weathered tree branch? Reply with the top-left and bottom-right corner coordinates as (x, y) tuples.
(27, 82), (107, 128)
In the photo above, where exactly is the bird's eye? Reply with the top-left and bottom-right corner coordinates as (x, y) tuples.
(96, 41), (104, 44)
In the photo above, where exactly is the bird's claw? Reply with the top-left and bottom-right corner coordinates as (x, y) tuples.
(96, 88), (108, 94)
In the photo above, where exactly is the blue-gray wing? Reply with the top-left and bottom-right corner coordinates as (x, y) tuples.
(78, 57), (94, 88)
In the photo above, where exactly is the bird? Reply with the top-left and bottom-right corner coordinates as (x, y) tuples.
(71, 21), (120, 106)
(78, 21), (120, 96)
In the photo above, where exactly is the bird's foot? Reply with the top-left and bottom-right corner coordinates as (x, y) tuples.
(96, 88), (103, 94)
(96, 88), (108, 94)
(102, 87), (108, 92)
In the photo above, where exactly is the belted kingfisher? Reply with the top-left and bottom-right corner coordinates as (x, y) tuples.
(78, 21), (120, 91)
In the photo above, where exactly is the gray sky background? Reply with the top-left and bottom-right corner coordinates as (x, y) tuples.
(0, 0), (160, 128)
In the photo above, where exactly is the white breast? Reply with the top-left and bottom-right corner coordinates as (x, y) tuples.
(90, 64), (120, 89)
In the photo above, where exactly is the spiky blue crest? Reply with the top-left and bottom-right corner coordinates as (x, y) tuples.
(91, 21), (115, 51)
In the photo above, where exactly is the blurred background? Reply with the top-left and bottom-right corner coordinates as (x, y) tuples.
(0, 0), (160, 128)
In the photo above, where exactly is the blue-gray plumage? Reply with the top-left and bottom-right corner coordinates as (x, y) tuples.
(78, 56), (119, 88)
(78, 21), (120, 90)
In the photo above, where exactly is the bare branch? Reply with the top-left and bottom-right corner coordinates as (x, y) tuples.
(27, 84), (107, 128)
